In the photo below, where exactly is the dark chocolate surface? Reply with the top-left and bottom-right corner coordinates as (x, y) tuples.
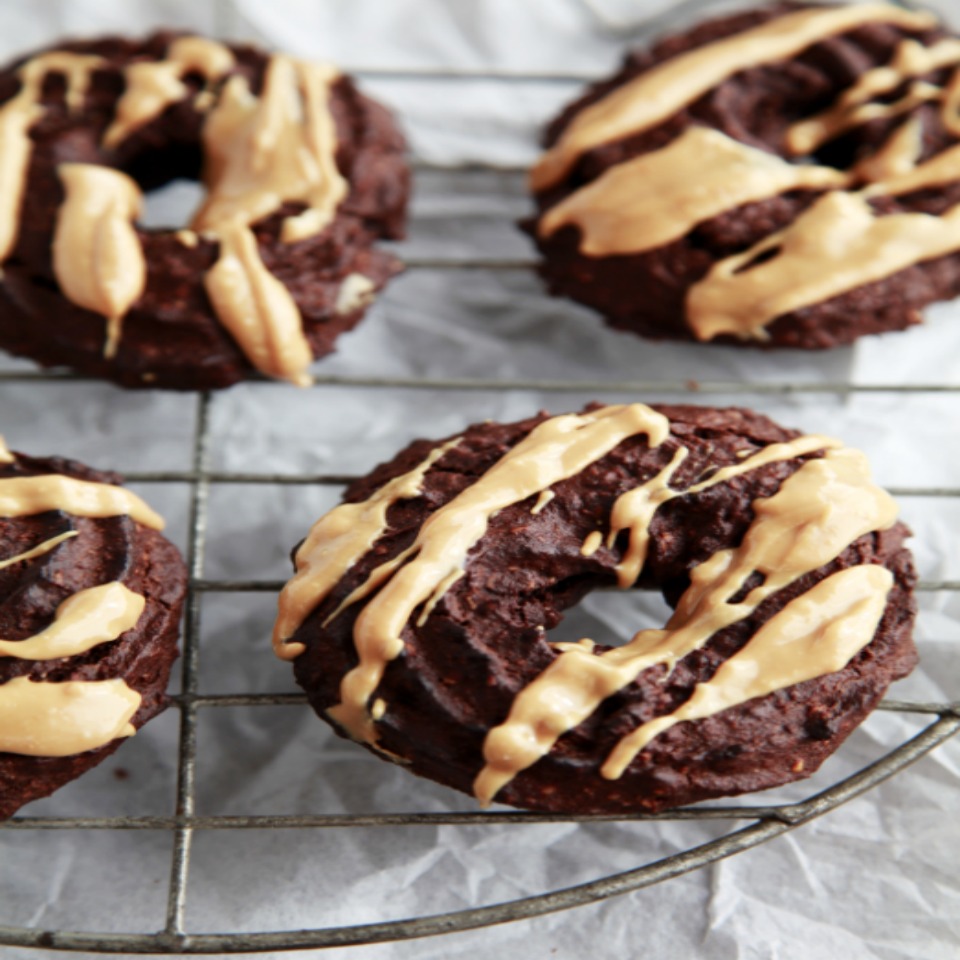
(290, 404), (917, 813)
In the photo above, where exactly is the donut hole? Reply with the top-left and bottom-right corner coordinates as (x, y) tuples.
(114, 139), (206, 230)
(542, 587), (676, 650)
(138, 177), (207, 230)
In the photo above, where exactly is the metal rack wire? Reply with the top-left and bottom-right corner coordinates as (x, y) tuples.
(1, 59), (959, 957)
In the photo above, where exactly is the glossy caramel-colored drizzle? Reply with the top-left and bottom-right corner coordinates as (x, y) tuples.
(530, 3), (935, 192)
(203, 221), (314, 386)
(786, 38), (960, 155)
(0, 582), (144, 661)
(611, 565), (893, 762)
(193, 55), (348, 385)
(273, 437), (462, 660)
(853, 115), (925, 182)
(0, 474), (165, 529)
(475, 444), (898, 803)
(0, 52), (104, 262)
(0, 530), (78, 571)
(103, 36), (235, 148)
(609, 433), (841, 589)
(0, 677), (141, 757)
(686, 189), (960, 342)
(326, 404), (672, 744)
(53, 164), (147, 358)
(538, 127), (848, 255)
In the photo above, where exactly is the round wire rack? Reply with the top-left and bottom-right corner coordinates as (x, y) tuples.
(2, 2), (960, 953)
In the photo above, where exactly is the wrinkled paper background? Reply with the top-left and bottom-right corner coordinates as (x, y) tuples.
(0, 1), (958, 958)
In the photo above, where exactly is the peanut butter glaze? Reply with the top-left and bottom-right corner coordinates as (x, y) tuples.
(0, 474), (164, 529)
(0, 52), (103, 262)
(538, 127), (848, 255)
(786, 38), (960, 155)
(0, 582), (144, 662)
(103, 36), (234, 148)
(0, 677), (140, 757)
(273, 438), (462, 660)
(0, 530), (77, 571)
(687, 191), (960, 342)
(53, 164), (147, 358)
(530, 3), (934, 192)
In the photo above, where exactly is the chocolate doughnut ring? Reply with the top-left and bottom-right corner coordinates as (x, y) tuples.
(0, 437), (186, 818)
(0, 32), (408, 389)
(274, 403), (916, 813)
(530, 2), (960, 349)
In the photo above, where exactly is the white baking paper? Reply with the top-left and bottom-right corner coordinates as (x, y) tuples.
(0, 2), (958, 958)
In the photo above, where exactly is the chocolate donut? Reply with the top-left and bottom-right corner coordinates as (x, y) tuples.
(0, 32), (408, 389)
(530, 2), (960, 349)
(274, 403), (917, 814)
(0, 437), (186, 818)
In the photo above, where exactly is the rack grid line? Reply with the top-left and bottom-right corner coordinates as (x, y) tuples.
(1, 49), (959, 960)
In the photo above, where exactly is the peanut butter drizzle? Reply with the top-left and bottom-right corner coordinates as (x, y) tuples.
(0, 530), (78, 571)
(865, 140), (960, 197)
(272, 438), (462, 660)
(531, 490), (554, 515)
(0, 436), (13, 464)
(607, 565), (893, 768)
(787, 38), (960, 156)
(474, 444), (898, 804)
(610, 434), (842, 588)
(853, 115), (925, 182)
(327, 404), (671, 744)
(0, 676), (140, 757)
(0, 582), (144, 661)
(0, 52), (104, 262)
(103, 36), (235, 148)
(191, 55), (347, 385)
(0, 474), (165, 530)
(192, 56), (346, 236)
(538, 128), (848, 256)
(686, 190), (960, 342)
(53, 164), (147, 358)
(530, 4), (934, 192)
(203, 221), (313, 386)
(580, 530), (603, 558)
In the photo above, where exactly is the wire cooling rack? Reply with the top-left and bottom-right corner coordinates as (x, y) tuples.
(2, 14), (960, 954)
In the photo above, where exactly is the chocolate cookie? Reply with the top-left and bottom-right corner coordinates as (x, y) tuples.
(0, 32), (408, 389)
(273, 403), (917, 814)
(0, 437), (186, 818)
(529, 2), (960, 349)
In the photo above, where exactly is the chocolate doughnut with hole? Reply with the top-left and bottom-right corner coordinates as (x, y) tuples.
(0, 32), (408, 389)
(0, 436), (186, 818)
(529, 2), (960, 349)
(274, 403), (917, 813)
